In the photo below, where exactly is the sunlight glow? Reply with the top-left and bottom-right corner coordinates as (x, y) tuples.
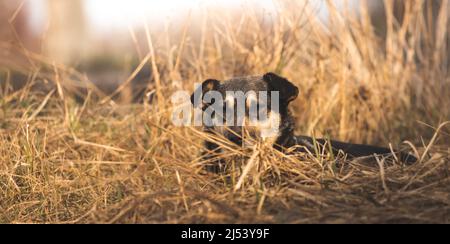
(29, 0), (278, 33)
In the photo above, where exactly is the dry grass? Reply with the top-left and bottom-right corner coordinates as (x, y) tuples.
(0, 0), (449, 223)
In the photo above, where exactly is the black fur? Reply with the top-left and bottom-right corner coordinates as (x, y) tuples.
(286, 136), (417, 163)
(191, 73), (417, 172)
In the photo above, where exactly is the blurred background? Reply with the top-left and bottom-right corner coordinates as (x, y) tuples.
(2, 0), (279, 63)
(0, 0), (449, 142)
(0, 0), (445, 72)
(1, 0), (449, 224)
(0, 0), (404, 67)
(1, 0), (288, 96)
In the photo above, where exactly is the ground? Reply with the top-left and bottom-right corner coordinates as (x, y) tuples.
(0, 86), (448, 223)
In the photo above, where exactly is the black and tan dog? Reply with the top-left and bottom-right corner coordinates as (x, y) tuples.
(190, 72), (417, 173)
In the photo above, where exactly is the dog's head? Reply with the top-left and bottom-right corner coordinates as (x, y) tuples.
(190, 72), (299, 147)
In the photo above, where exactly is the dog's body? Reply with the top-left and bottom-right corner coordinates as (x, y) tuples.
(191, 73), (416, 172)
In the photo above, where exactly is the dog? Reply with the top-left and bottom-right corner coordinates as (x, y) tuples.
(190, 72), (417, 173)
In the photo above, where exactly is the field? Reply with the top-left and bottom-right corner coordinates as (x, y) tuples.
(0, 0), (449, 223)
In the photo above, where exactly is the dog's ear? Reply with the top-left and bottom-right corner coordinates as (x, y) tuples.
(190, 79), (221, 108)
(263, 72), (299, 103)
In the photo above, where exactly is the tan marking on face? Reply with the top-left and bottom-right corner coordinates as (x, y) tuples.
(225, 94), (235, 107)
(244, 111), (280, 143)
(210, 100), (281, 148)
(245, 93), (258, 110)
(206, 81), (215, 90)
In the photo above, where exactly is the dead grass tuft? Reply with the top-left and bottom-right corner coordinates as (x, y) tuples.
(0, 0), (449, 223)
